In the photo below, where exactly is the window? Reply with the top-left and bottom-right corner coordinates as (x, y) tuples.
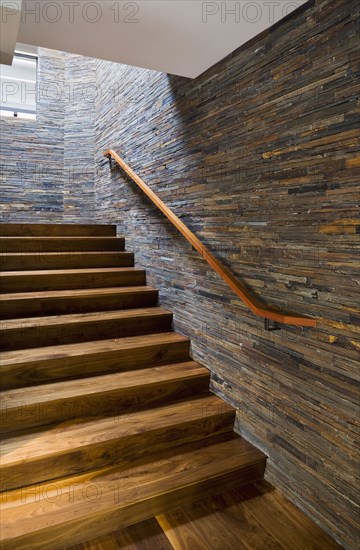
(0, 49), (37, 120)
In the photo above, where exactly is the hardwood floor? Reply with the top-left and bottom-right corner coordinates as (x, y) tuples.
(66, 519), (173, 550)
(157, 481), (341, 550)
(66, 481), (341, 550)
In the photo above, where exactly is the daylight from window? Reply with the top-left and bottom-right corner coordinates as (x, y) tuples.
(0, 50), (37, 120)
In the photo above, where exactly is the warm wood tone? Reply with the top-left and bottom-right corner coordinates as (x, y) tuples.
(0, 223), (268, 549)
(0, 307), (173, 350)
(97, 3), (358, 545)
(1, 251), (134, 271)
(0, 332), (190, 389)
(0, 224), (116, 237)
(0, 237), (125, 253)
(0, 267), (146, 293)
(68, 479), (341, 550)
(1, 395), (234, 491)
(1, 361), (210, 433)
(156, 481), (341, 550)
(66, 519), (173, 550)
(104, 149), (316, 328)
(0, 286), (158, 319)
(0, 436), (265, 550)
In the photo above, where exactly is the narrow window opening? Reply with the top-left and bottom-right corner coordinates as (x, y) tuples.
(0, 48), (38, 120)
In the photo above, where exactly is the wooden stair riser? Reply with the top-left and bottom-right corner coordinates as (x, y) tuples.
(1, 252), (134, 271)
(0, 336), (191, 389)
(0, 269), (146, 293)
(0, 224), (116, 237)
(0, 437), (266, 550)
(1, 406), (235, 491)
(0, 238), (125, 253)
(0, 288), (158, 319)
(0, 310), (173, 351)
(1, 366), (211, 434)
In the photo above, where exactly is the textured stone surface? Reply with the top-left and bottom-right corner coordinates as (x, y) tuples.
(0, 49), (66, 221)
(0, 0), (359, 546)
(64, 54), (96, 221)
(93, 1), (360, 547)
(0, 49), (96, 222)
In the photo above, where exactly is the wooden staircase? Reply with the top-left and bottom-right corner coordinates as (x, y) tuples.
(0, 223), (266, 550)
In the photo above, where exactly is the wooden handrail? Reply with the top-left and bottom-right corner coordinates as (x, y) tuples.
(104, 149), (317, 328)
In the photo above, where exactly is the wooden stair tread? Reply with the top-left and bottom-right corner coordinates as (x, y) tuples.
(1, 361), (208, 411)
(0, 307), (172, 330)
(0, 332), (190, 389)
(0, 252), (135, 271)
(1, 395), (233, 464)
(0, 267), (142, 277)
(0, 224), (116, 236)
(0, 307), (173, 351)
(0, 436), (266, 549)
(1, 361), (210, 433)
(0, 268), (147, 293)
(0, 285), (155, 302)
(0, 332), (188, 367)
(0, 237), (123, 240)
(1, 252), (131, 258)
(0, 237), (125, 253)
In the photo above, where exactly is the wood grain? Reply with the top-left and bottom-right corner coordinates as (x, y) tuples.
(65, 519), (173, 550)
(0, 307), (173, 350)
(0, 237), (125, 253)
(1, 395), (235, 490)
(95, 1), (360, 545)
(0, 267), (146, 293)
(0, 224), (116, 237)
(0, 436), (265, 550)
(1, 361), (210, 433)
(0, 286), (158, 319)
(1, 251), (134, 271)
(156, 481), (341, 550)
(0, 332), (190, 389)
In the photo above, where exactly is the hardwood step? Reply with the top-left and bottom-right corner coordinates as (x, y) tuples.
(0, 224), (116, 237)
(0, 237), (125, 253)
(0, 436), (266, 550)
(0, 252), (134, 271)
(0, 267), (146, 293)
(0, 332), (190, 389)
(0, 308), (173, 350)
(0, 286), (158, 319)
(1, 395), (235, 491)
(1, 361), (210, 433)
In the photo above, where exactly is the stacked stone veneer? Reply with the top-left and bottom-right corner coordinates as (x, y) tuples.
(0, 1), (359, 547)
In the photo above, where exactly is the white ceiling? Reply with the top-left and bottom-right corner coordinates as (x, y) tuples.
(16, 0), (308, 78)
(0, 0), (22, 64)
